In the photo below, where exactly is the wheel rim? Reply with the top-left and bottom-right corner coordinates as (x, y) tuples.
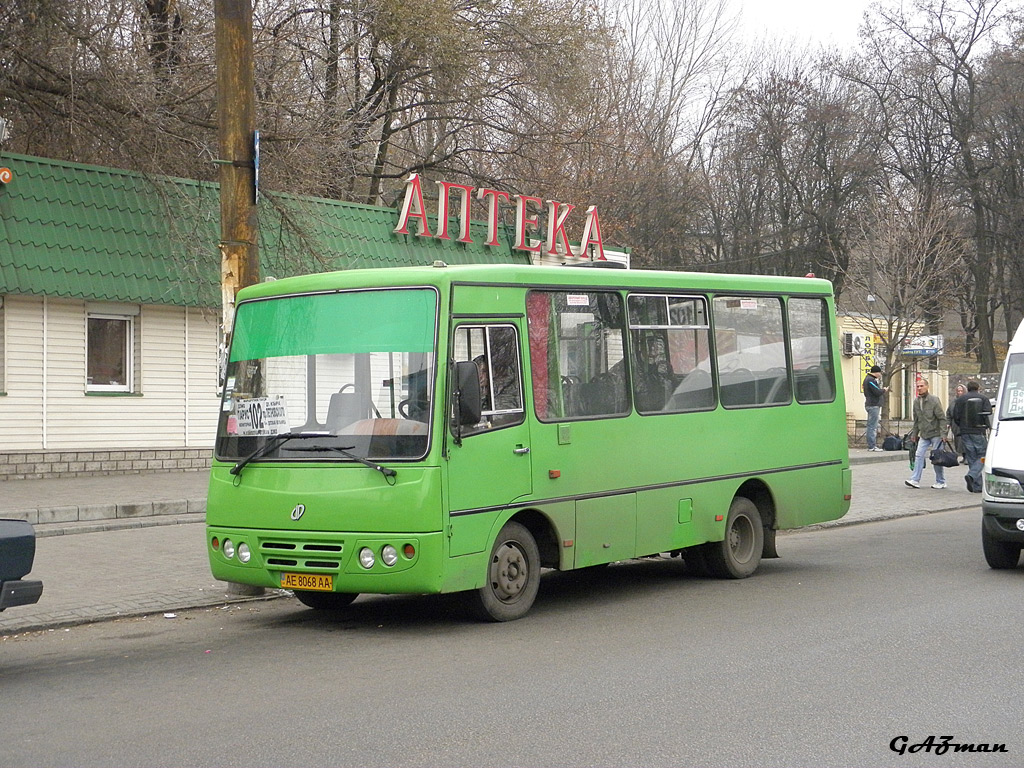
(489, 540), (529, 603)
(728, 513), (756, 564)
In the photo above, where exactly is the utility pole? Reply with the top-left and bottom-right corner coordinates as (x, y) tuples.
(214, 0), (263, 598)
(214, 0), (259, 347)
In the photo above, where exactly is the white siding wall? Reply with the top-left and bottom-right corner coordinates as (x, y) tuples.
(0, 295), (45, 448)
(0, 296), (219, 450)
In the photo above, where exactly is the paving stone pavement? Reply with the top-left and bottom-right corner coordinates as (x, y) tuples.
(0, 451), (983, 636)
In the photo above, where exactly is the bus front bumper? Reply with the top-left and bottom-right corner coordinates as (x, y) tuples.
(207, 527), (446, 595)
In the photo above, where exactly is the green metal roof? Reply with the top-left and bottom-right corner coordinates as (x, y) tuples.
(0, 153), (528, 308)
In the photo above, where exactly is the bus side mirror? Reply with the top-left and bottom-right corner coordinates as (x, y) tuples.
(454, 360), (482, 425)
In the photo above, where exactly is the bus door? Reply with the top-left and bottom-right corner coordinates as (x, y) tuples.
(447, 322), (532, 555)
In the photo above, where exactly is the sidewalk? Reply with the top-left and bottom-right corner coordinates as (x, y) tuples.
(0, 450), (981, 636)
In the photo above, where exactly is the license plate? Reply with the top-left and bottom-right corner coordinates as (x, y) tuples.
(281, 573), (334, 591)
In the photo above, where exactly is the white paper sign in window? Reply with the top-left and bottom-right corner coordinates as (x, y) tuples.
(234, 396), (289, 436)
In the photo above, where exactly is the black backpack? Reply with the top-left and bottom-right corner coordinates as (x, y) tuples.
(964, 395), (992, 429)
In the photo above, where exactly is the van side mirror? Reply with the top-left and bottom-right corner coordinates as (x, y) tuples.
(454, 360), (482, 426)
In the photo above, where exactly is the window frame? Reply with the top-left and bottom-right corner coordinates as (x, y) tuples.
(711, 294), (792, 410)
(627, 293), (715, 415)
(86, 312), (135, 393)
(450, 322), (526, 437)
(526, 289), (629, 423)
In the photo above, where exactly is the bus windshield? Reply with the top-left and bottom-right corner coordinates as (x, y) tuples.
(216, 288), (438, 463)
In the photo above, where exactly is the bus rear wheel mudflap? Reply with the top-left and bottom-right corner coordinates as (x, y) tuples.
(704, 497), (764, 579)
(292, 591), (360, 610)
(464, 521), (541, 622)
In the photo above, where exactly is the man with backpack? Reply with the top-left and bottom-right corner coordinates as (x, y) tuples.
(951, 380), (992, 493)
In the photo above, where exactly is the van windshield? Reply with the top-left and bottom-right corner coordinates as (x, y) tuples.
(216, 288), (437, 462)
(999, 353), (1024, 421)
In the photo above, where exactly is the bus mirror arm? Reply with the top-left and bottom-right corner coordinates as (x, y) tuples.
(454, 361), (483, 427)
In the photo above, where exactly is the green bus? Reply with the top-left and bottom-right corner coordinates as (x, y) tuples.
(206, 263), (851, 621)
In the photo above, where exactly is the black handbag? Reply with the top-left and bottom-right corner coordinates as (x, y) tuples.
(930, 440), (959, 467)
(902, 433), (916, 451)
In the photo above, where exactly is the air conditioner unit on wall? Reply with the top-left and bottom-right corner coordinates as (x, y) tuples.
(842, 332), (867, 356)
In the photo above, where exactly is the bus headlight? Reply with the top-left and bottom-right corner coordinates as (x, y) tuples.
(381, 545), (398, 567)
(223, 539), (236, 559)
(237, 542), (251, 563)
(358, 547), (375, 569)
(986, 473), (1024, 499)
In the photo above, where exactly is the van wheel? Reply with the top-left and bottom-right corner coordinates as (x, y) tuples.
(293, 591), (359, 610)
(464, 522), (540, 622)
(705, 497), (763, 579)
(982, 522), (1021, 569)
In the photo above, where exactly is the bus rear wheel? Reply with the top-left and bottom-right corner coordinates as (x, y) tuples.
(705, 497), (763, 579)
(465, 522), (540, 622)
(292, 591), (359, 610)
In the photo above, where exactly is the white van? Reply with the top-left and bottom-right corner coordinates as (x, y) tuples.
(982, 319), (1024, 568)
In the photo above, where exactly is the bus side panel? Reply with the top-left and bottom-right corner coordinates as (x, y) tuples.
(635, 487), (702, 556)
(762, 464), (850, 529)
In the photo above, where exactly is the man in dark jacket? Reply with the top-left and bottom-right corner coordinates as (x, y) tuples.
(905, 378), (947, 489)
(951, 380), (991, 493)
(862, 365), (887, 451)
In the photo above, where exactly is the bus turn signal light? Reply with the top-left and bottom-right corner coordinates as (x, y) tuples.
(549, 470), (561, 479)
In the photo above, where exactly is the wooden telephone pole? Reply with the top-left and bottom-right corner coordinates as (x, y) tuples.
(214, 0), (259, 344)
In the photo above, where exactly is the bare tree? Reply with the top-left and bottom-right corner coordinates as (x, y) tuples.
(837, 185), (967, 413)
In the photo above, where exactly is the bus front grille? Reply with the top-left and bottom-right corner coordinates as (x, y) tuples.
(260, 539), (344, 570)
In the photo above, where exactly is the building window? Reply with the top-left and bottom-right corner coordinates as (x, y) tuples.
(87, 313), (134, 392)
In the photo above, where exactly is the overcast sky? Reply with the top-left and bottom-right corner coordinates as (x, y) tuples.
(738, 0), (873, 50)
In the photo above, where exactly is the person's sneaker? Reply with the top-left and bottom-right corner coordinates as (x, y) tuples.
(905, 479), (920, 488)
(931, 482), (947, 490)
(872, 447), (884, 452)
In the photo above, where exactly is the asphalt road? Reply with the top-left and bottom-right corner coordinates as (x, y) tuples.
(2, 506), (1020, 768)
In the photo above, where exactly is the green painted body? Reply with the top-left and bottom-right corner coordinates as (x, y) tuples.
(207, 264), (851, 598)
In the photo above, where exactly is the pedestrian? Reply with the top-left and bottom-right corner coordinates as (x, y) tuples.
(951, 380), (991, 493)
(905, 378), (948, 489)
(947, 384), (966, 463)
(862, 364), (888, 451)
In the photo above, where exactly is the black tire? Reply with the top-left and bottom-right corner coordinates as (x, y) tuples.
(292, 590), (359, 610)
(982, 522), (1021, 569)
(464, 522), (540, 622)
(704, 497), (764, 579)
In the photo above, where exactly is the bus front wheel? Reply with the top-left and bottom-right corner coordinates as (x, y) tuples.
(465, 522), (540, 622)
(292, 591), (359, 610)
(705, 497), (763, 579)
(982, 522), (1021, 569)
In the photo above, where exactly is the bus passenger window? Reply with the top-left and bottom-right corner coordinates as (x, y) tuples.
(628, 294), (714, 414)
(713, 297), (790, 407)
(526, 291), (628, 420)
(788, 297), (836, 403)
(451, 324), (524, 435)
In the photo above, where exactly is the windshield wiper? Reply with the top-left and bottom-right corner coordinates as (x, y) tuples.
(290, 445), (397, 479)
(230, 431), (330, 477)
